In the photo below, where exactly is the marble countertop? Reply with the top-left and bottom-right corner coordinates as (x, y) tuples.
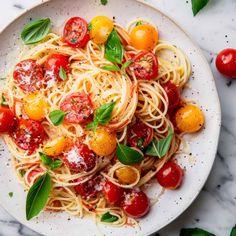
(0, 0), (236, 235)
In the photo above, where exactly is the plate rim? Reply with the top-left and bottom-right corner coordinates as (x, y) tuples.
(0, 0), (221, 235)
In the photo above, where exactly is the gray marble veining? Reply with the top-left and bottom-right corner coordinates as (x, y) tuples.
(0, 0), (236, 235)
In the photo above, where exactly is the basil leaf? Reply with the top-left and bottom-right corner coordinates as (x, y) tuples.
(1, 94), (8, 107)
(59, 66), (67, 81)
(39, 152), (63, 169)
(117, 143), (144, 165)
(121, 60), (133, 71)
(191, 0), (209, 16)
(101, 65), (121, 72)
(50, 159), (63, 169)
(21, 18), (51, 45)
(26, 172), (52, 220)
(101, 212), (118, 222)
(87, 102), (116, 132)
(19, 169), (26, 177)
(180, 228), (215, 236)
(105, 29), (124, 64)
(230, 225), (236, 236)
(49, 110), (65, 126)
(146, 127), (173, 158)
(136, 21), (142, 26)
(88, 23), (92, 31)
(101, 0), (108, 6)
(8, 192), (13, 198)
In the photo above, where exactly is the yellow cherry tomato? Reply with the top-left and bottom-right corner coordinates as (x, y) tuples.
(43, 137), (69, 157)
(90, 127), (117, 156)
(23, 92), (49, 121)
(89, 16), (114, 44)
(175, 104), (204, 133)
(115, 166), (138, 184)
(130, 24), (158, 51)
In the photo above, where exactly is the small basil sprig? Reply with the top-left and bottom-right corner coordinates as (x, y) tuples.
(39, 152), (63, 169)
(146, 128), (173, 158)
(191, 0), (209, 16)
(59, 66), (67, 81)
(101, 0), (108, 6)
(49, 110), (65, 126)
(21, 18), (51, 45)
(26, 172), (52, 220)
(180, 228), (215, 236)
(101, 212), (118, 223)
(230, 225), (236, 236)
(116, 143), (144, 165)
(105, 29), (124, 64)
(87, 102), (116, 132)
(101, 60), (133, 73)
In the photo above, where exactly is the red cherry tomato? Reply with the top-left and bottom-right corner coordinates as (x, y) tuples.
(74, 175), (102, 198)
(162, 82), (181, 111)
(216, 48), (236, 78)
(44, 54), (70, 86)
(121, 190), (150, 218)
(127, 121), (153, 149)
(13, 59), (44, 93)
(60, 92), (93, 124)
(156, 161), (184, 189)
(130, 51), (158, 80)
(63, 143), (96, 172)
(27, 169), (42, 184)
(0, 107), (16, 133)
(103, 181), (124, 205)
(11, 119), (45, 153)
(63, 17), (90, 48)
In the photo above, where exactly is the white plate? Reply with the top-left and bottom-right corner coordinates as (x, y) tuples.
(0, 0), (221, 235)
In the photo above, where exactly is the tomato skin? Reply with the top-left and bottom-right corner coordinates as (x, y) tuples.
(63, 17), (90, 48)
(162, 82), (181, 111)
(11, 119), (45, 152)
(127, 121), (153, 149)
(103, 181), (124, 205)
(216, 48), (236, 78)
(27, 169), (42, 184)
(60, 92), (93, 124)
(63, 143), (96, 172)
(121, 190), (150, 218)
(44, 54), (70, 85)
(0, 107), (16, 133)
(131, 51), (158, 80)
(156, 162), (184, 189)
(13, 59), (44, 93)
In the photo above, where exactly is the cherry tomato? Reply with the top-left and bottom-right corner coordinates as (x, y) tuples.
(63, 142), (96, 172)
(103, 181), (124, 205)
(89, 16), (114, 44)
(216, 48), (236, 78)
(130, 24), (158, 51)
(121, 190), (150, 218)
(13, 59), (44, 93)
(63, 17), (90, 48)
(130, 52), (158, 80)
(60, 92), (93, 124)
(11, 119), (45, 152)
(175, 104), (204, 133)
(127, 121), (153, 149)
(44, 54), (70, 86)
(162, 82), (181, 111)
(115, 166), (138, 185)
(74, 175), (102, 198)
(0, 107), (16, 133)
(156, 161), (184, 189)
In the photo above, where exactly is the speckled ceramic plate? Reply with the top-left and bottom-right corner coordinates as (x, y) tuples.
(0, 0), (221, 235)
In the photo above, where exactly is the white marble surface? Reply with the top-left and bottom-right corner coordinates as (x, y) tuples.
(0, 0), (236, 235)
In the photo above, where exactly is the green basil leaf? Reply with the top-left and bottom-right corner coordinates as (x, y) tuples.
(8, 192), (13, 198)
(101, 65), (121, 72)
(59, 66), (67, 81)
(230, 225), (236, 236)
(86, 121), (98, 133)
(50, 159), (63, 169)
(26, 172), (52, 220)
(1, 94), (8, 107)
(180, 228), (215, 236)
(21, 18), (51, 45)
(105, 29), (124, 64)
(19, 169), (26, 177)
(136, 21), (142, 26)
(117, 143), (144, 165)
(146, 127), (173, 158)
(101, 212), (118, 222)
(121, 60), (133, 71)
(39, 152), (63, 169)
(101, 0), (108, 6)
(88, 23), (92, 31)
(49, 110), (65, 126)
(191, 0), (209, 16)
